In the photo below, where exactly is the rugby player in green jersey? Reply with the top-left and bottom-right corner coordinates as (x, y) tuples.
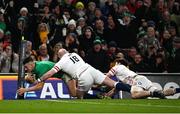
(17, 56), (76, 97)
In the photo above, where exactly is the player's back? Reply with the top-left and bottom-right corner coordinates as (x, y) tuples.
(58, 53), (89, 78)
(115, 64), (137, 82)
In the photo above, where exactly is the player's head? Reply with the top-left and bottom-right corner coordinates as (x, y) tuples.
(58, 48), (68, 59)
(25, 73), (36, 84)
(116, 59), (129, 67)
(23, 56), (35, 73)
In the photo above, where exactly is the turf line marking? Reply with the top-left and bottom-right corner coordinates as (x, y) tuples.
(47, 100), (180, 109)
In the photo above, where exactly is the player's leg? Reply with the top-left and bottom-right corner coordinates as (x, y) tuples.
(131, 86), (151, 99)
(63, 74), (77, 97)
(135, 75), (165, 99)
(102, 77), (131, 92)
(67, 79), (77, 97)
(90, 67), (131, 93)
(76, 89), (86, 99)
(77, 68), (95, 99)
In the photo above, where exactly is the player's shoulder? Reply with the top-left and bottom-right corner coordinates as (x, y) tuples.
(38, 61), (55, 64)
(116, 64), (127, 69)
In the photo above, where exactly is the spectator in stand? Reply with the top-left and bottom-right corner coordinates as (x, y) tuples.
(25, 40), (37, 58)
(117, 11), (137, 48)
(166, 0), (176, 13)
(145, 26), (161, 55)
(0, 29), (4, 42)
(76, 17), (87, 36)
(101, 0), (116, 17)
(168, 37), (180, 73)
(37, 43), (49, 61)
(94, 8), (107, 26)
(94, 18), (105, 39)
(103, 14), (120, 44)
(170, 1), (180, 34)
(86, 38), (110, 72)
(79, 26), (95, 53)
(101, 39), (108, 51)
(156, 0), (166, 16)
(50, 42), (64, 63)
(0, 13), (6, 32)
(40, 5), (52, 23)
(37, 22), (49, 44)
(107, 41), (118, 67)
(43, 0), (58, 12)
(13, 0), (38, 14)
(157, 10), (178, 35)
(137, 31), (148, 56)
(129, 53), (151, 72)
(135, 0), (160, 25)
(126, 0), (141, 14)
(151, 54), (167, 73)
(0, 45), (19, 73)
(62, 9), (72, 25)
(73, 1), (86, 19)
(117, 3), (129, 17)
(161, 30), (173, 57)
(126, 47), (138, 64)
(65, 32), (79, 53)
(2, 31), (12, 48)
(86, 2), (97, 26)
(47, 5), (67, 46)
(66, 19), (78, 36)
(168, 23), (179, 39)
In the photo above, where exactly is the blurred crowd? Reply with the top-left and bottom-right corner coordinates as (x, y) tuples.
(0, 0), (179, 73)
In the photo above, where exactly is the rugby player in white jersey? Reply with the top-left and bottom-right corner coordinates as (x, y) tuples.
(35, 48), (131, 99)
(105, 59), (180, 99)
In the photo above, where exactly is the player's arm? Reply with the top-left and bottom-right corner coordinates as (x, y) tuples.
(36, 68), (57, 83)
(17, 82), (44, 96)
(106, 68), (116, 77)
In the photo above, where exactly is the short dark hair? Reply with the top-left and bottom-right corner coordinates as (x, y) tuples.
(117, 59), (129, 66)
(23, 56), (34, 65)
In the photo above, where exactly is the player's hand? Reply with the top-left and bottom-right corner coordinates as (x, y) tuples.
(17, 88), (27, 96)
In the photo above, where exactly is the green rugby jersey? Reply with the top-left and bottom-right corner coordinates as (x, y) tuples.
(32, 61), (64, 79)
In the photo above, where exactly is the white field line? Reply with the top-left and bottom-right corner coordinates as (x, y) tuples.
(47, 100), (180, 109)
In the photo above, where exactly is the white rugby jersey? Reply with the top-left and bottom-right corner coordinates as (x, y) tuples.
(53, 52), (89, 78)
(108, 64), (137, 85)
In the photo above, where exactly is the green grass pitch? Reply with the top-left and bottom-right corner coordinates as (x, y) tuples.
(0, 99), (180, 113)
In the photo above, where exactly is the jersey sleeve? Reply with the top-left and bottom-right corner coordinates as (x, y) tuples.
(107, 66), (117, 76)
(52, 60), (62, 72)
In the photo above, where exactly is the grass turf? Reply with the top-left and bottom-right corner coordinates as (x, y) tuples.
(0, 99), (180, 113)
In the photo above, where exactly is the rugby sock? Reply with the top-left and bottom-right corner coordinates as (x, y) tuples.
(114, 82), (131, 93)
(83, 93), (100, 99)
(175, 88), (180, 93)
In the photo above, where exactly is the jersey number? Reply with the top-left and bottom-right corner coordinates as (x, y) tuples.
(70, 56), (79, 63)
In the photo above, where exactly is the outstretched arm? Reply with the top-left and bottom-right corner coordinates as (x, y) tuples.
(17, 82), (44, 96)
(106, 70), (114, 77)
(37, 69), (57, 83)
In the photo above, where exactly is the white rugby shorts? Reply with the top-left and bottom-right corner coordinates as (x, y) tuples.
(77, 66), (106, 92)
(131, 75), (154, 91)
